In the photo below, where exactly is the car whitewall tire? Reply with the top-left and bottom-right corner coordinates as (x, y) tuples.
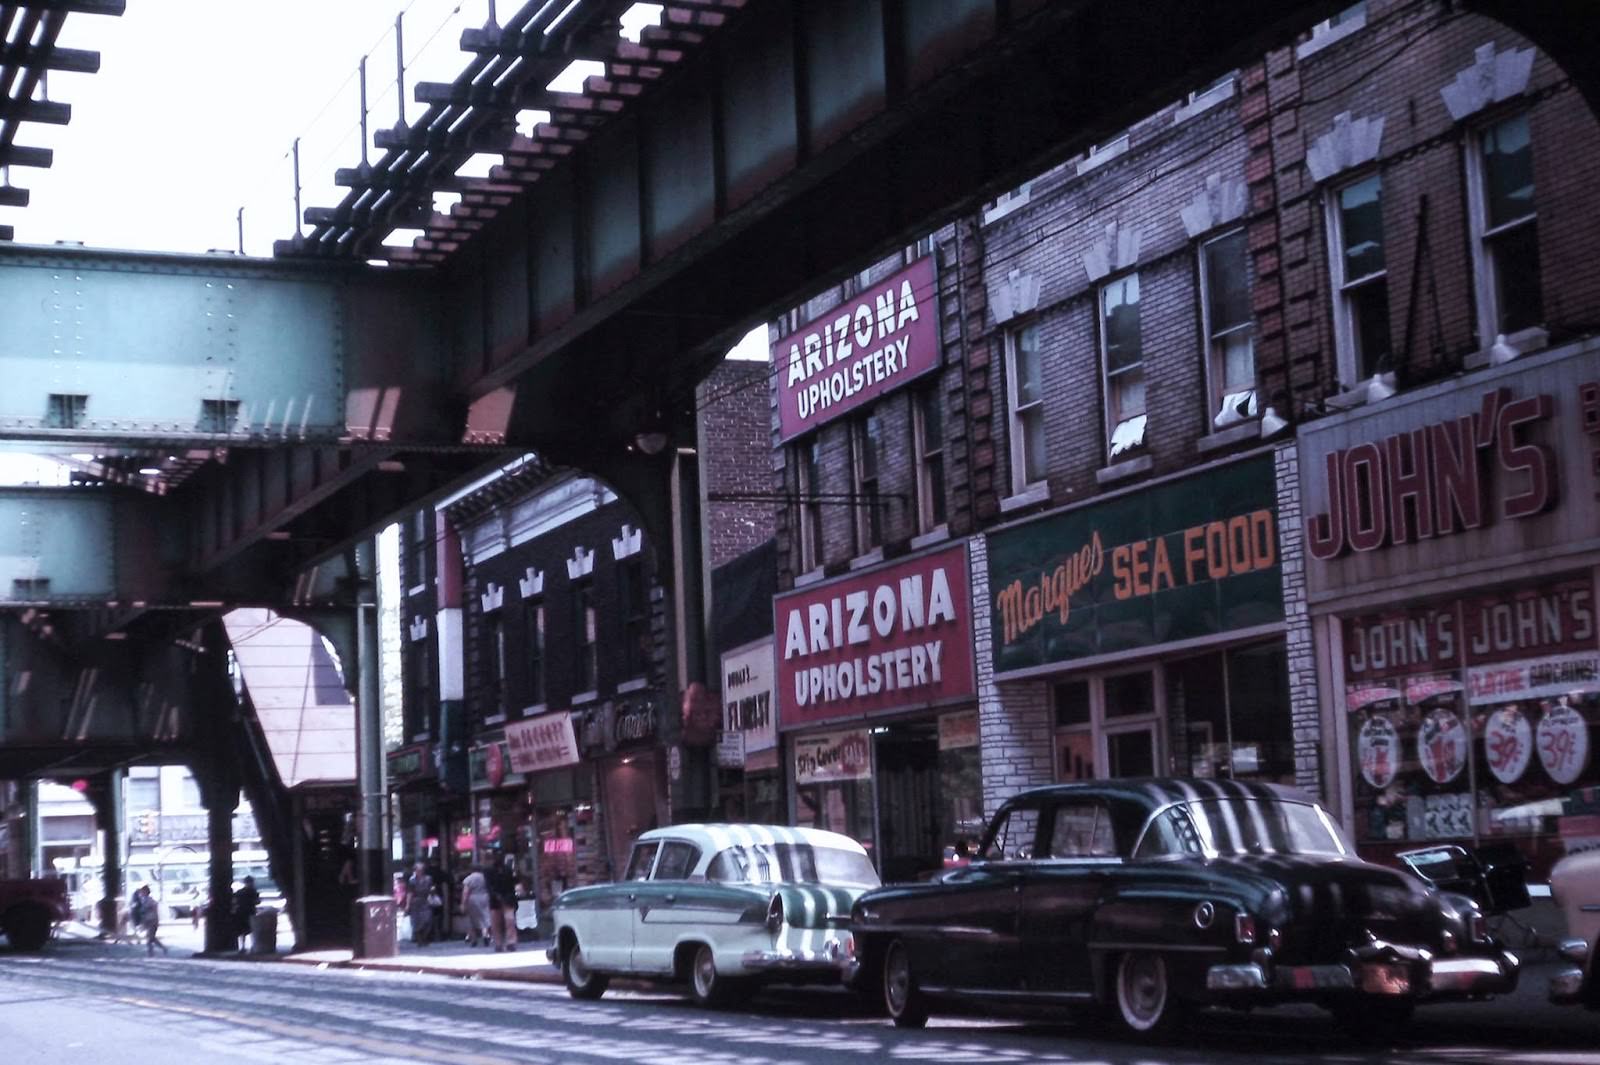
(563, 940), (609, 1000)
(882, 939), (929, 1029)
(1114, 952), (1179, 1035)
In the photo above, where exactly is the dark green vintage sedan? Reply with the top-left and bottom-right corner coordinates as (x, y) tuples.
(849, 780), (1519, 1036)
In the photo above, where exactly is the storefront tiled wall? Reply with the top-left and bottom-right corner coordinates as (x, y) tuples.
(1275, 443), (1322, 797)
(971, 535), (1055, 816)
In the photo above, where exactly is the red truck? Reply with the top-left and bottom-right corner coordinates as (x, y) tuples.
(0, 877), (72, 950)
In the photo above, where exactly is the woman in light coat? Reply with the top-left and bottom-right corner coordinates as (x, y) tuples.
(460, 866), (492, 948)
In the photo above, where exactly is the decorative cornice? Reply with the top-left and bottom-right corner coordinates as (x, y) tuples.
(480, 581), (505, 614)
(1440, 43), (1534, 122)
(1179, 173), (1248, 237)
(611, 523), (643, 560)
(1306, 112), (1386, 184)
(988, 269), (1041, 325)
(566, 545), (595, 580)
(1081, 220), (1142, 283)
(518, 567), (545, 598)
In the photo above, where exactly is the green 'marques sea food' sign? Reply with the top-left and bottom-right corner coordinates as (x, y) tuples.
(988, 454), (1284, 674)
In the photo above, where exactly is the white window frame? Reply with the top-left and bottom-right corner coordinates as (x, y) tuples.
(912, 387), (947, 535)
(1053, 667), (1167, 782)
(1323, 172), (1390, 389)
(1464, 110), (1543, 352)
(1099, 273), (1146, 462)
(488, 611), (508, 720)
(1005, 322), (1047, 495)
(1197, 228), (1256, 430)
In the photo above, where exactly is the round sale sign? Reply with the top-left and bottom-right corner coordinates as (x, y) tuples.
(1417, 708), (1468, 785)
(1358, 715), (1399, 789)
(1484, 706), (1533, 784)
(1536, 703), (1590, 785)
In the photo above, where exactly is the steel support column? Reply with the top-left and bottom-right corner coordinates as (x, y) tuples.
(354, 539), (387, 899)
(88, 769), (124, 935)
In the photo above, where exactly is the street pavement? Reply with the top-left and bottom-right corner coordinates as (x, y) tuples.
(0, 923), (1595, 1064)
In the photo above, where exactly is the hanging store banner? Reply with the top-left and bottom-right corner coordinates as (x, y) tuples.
(1300, 343), (1600, 602)
(776, 542), (974, 729)
(793, 728), (873, 786)
(773, 256), (941, 442)
(505, 712), (581, 774)
(721, 638), (777, 757)
(987, 454), (1283, 675)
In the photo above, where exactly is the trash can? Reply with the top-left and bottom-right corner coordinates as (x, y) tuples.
(251, 910), (278, 954)
(353, 895), (397, 959)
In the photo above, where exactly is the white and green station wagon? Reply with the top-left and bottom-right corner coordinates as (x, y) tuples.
(548, 824), (879, 1006)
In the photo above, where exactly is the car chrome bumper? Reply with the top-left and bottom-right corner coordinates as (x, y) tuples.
(741, 941), (847, 975)
(1550, 938), (1590, 1005)
(1207, 949), (1518, 999)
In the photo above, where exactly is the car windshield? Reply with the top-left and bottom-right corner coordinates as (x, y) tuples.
(1142, 798), (1346, 858)
(707, 843), (881, 888)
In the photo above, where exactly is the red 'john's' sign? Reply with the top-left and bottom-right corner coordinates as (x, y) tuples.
(773, 256), (941, 442)
(1307, 386), (1556, 560)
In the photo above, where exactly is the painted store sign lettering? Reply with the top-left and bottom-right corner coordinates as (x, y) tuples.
(1308, 386), (1556, 560)
(776, 543), (974, 729)
(774, 257), (941, 441)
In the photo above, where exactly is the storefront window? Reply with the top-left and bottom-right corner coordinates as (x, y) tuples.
(1344, 577), (1600, 880)
(1169, 641), (1294, 783)
(1051, 669), (1165, 781)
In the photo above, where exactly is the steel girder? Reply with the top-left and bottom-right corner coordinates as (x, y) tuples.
(0, 243), (454, 447)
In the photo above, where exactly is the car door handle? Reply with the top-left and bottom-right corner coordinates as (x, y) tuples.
(664, 894), (677, 904)
(627, 893), (637, 902)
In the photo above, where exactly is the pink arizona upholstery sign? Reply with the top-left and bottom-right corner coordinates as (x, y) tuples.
(773, 256), (940, 442)
(776, 543), (975, 729)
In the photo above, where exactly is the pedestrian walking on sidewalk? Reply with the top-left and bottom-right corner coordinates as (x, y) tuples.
(130, 885), (167, 955)
(488, 858), (519, 953)
(460, 866), (491, 947)
(406, 862), (435, 944)
(233, 876), (260, 952)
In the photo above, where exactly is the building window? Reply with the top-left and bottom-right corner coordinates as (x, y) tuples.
(797, 436), (825, 572)
(405, 646), (432, 737)
(1199, 229), (1256, 428)
(1468, 111), (1542, 343)
(407, 511), (429, 591)
(913, 387), (947, 532)
(524, 599), (545, 707)
(851, 409), (884, 553)
(574, 582), (597, 692)
(1005, 322), (1047, 493)
(1326, 173), (1391, 387)
(1100, 273), (1146, 460)
(487, 612), (508, 718)
(620, 558), (649, 679)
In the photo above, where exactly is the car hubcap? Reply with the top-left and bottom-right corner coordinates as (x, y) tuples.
(885, 945), (910, 1014)
(695, 949), (715, 996)
(569, 948), (590, 986)
(1120, 954), (1166, 1028)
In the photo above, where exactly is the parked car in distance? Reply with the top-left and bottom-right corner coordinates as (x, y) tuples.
(850, 779), (1519, 1035)
(1550, 849), (1599, 1008)
(0, 876), (73, 951)
(548, 824), (879, 1006)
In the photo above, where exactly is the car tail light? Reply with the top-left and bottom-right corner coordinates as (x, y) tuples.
(766, 894), (785, 933)
(1469, 913), (1488, 942)
(1234, 913), (1257, 944)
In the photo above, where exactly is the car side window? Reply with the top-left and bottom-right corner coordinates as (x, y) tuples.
(652, 841), (700, 881)
(1134, 807), (1205, 859)
(980, 806), (1040, 861)
(624, 841), (660, 881)
(1047, 803), (1118, 858)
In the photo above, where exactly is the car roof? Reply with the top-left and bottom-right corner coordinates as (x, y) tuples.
(636, 823), (868, 855)
(1006, 777), (1318, 817)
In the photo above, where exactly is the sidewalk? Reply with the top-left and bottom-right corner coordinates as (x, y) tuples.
(274, 934), (564, 984)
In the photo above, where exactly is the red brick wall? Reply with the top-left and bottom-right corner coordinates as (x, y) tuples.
(696, 359), (777, 569)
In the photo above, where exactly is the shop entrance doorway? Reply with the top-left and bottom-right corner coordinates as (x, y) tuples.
(875, 724), (942, 884)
